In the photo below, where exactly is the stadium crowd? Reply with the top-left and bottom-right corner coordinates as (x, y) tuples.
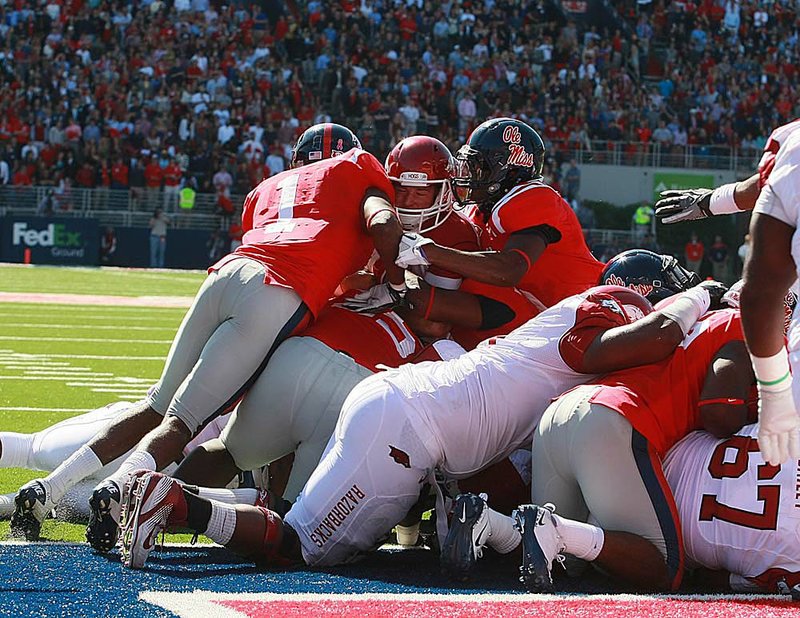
(0, 0), (797, 203)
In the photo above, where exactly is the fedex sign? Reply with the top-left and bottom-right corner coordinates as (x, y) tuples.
(2, 217), (98, 264)
(13, 222), (82, 248)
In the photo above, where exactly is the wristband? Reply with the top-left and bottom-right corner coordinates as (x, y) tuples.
(389, 281), (407, 292)
(698, 398), (745, 407)
(709, 183), (739, 215)
(509, 248), (532, 273)
(658, 287), (711, 335)
(750, 349), (792, 392)
(423, 285), (436, 321)
(365, 208), (395, 227)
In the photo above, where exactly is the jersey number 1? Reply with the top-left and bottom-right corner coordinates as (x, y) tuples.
(699, 436), (781, 531)
(276, 174), (299, 219)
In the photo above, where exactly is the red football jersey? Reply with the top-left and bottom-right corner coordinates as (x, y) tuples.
(470, 180), (604, 307)
(213, 150), (394, 317)
(304, 305), (422, 372)
(590, 309), (744, 457)
(449, 279), (544, 350)
(758, 119), (800, 188)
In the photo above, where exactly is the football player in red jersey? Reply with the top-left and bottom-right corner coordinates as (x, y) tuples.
(394, 118), (604, 307)
(655, 119), (799, 223)
(11, 123), (407, 548)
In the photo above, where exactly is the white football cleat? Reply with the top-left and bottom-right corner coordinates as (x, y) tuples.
(439, 493), (491, 580)
(11, 479), (55, 541)
(514, 503), (566, 592)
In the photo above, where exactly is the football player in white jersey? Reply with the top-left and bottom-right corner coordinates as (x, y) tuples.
(117, 279), (723, 570)
(740, 128), (800, 467)
(664, 423), (800, 597)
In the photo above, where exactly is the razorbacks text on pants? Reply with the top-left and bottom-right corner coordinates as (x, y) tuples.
(309, 484), (366, 548)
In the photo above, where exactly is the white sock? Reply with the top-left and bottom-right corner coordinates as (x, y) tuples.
(553, 513), (605, 561)
(205, 501), (237, 545)
(45, 445), (104, 504)
(0, 433), (33, 468)
(0, 492), (14, 517)
(485, 507), (521, 554)
(108, 450), (157, 491)
(197, 487), (258, 505)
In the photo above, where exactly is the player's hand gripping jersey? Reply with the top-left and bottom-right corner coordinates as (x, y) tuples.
(590, 309), (744, 457)
(379, 289), (633, 478)
(665, 424), (800, 593)
(470, 180), (603, 307)
(214, 149), (394, 317)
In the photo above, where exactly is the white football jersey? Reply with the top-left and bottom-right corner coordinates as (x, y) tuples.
(380, 290), (629, 478)
(664, 424), (800, 591)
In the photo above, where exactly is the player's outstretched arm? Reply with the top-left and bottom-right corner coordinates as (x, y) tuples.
(741, 212), (800, 466)
(398, 229), (547, 287)
(697, 340), (752, 438)
(579, 286), (712, 374)
(655, 173), (761, 224)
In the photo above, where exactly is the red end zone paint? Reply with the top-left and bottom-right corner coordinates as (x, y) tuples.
(141, 592), (798, 618)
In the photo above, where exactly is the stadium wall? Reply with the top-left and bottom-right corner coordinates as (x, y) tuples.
(0, 216), (213, 269)
(578, 166), (740, 205)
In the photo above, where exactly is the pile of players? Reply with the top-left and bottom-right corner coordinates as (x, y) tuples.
(2, 117), (799, 596)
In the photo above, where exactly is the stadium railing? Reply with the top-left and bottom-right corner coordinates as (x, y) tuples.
(0, 186), (246, 231)
(549, 140), (760, 172)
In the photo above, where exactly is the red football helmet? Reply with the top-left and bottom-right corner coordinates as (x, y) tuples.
(591, 285), (654, 322)
(385, 136), (455, 233)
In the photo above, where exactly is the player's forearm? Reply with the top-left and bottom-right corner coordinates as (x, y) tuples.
(367, 211), (405, 287)
(423, 243), (527, 287)
(740, 214), (796, 357)
(405, 284), (483, 329)
(732, 173), (761, 211)
(582, 314), (685, 374)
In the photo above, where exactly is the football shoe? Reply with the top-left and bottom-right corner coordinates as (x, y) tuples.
(514, 503), (565, 592)
(120, 471), (187, 569)
(10, 479), (54, 541)
(439, 492), (491, 580)
(86, 479), (122, 553)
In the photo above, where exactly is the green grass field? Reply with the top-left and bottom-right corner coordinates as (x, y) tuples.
(0, 263), (206, 541)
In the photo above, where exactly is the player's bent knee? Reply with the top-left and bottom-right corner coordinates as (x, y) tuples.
(250, 507), (303, 568)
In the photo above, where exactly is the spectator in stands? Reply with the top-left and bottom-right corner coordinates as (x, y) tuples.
(685, 231), (704, 274)
(144, 155), (163, 210)
(709, 234), (730, 284)
(563, 160), (581, 202)
(148, 208), (170, 269)
(100, 227), (118, 265)
(111, 158), (129, 191)
(163, 158), (182, 212)
(737, 233), (751, 277)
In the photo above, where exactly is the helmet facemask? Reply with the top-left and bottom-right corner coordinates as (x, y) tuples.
(392, 172), (454, 234)
(452, 146), (510, 212)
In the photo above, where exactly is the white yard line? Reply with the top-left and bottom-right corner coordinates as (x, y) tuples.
(0, 292), (193, 308)
(0, 336), (172, 344)
(2, 323), (176, 331)
(0, 406), (90, 412)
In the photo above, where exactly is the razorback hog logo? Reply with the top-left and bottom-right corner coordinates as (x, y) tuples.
(502, 125), (536, 168)
(389, 445), (411, 468)
(605, 273), (656, 299)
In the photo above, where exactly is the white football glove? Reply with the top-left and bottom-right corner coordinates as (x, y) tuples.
(396, 232), (434, 269)
(335, 282), (406, 315)
(757, 384), (800, 467)
(655, 188), (713, 224)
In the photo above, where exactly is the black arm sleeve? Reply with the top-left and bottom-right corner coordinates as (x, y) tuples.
(477, 294), (517, 330)
(512, 224), (562, 245)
